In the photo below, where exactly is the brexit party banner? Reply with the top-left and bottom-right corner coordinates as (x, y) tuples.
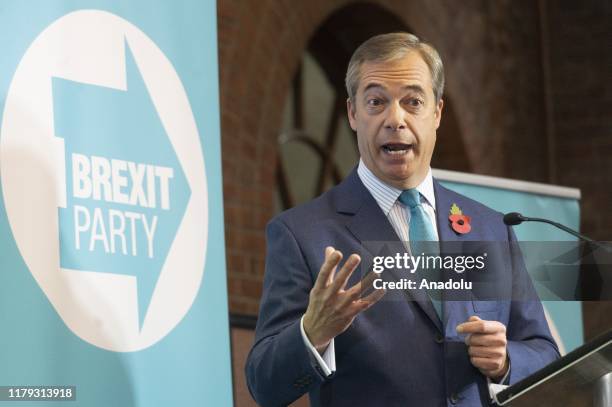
(436, 170), (583, 355)
(0, 1), (233, 406)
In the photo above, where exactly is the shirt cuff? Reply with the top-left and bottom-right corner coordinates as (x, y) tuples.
(487, 359), (511, 402)
(300, 315), (336, 377)
(497, 359), (511, 384)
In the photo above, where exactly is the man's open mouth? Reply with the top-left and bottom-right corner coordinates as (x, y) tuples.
(381, 143), (413, 155)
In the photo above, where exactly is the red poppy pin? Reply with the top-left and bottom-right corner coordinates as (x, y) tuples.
(449, 203), (471, 234)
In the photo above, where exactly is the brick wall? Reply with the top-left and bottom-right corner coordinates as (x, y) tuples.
(547, 0), (612, 241)
(544, 0), (612, 340)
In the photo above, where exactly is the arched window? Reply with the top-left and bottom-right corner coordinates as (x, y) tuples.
(276, 3), (468, 212)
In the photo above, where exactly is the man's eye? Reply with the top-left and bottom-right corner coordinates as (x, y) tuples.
(367, 98), (383, 107)
(405, 98), (424, 107)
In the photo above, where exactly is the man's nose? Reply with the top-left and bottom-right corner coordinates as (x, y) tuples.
(384, 102), (406, 131)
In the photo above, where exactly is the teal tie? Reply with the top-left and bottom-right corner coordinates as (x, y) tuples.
(398, 189), (443, 321)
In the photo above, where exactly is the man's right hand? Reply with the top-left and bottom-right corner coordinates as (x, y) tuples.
(303, 246), (386, 354)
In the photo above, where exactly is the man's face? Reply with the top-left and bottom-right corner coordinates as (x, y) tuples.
(347, 51), (443, 189)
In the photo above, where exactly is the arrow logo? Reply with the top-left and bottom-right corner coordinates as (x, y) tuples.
(53, 38), (190, 330)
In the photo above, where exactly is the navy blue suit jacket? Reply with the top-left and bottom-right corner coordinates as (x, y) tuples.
(246, 169), (559, 406)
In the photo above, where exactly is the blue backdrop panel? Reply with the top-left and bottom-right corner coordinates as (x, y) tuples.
(0, 1), (232, 406)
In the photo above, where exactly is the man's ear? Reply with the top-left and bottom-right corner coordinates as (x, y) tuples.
(347, 98), (357, 131)
(434, 98), (444, 129)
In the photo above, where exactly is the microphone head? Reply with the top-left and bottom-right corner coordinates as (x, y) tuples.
(503, 212), (525, 226)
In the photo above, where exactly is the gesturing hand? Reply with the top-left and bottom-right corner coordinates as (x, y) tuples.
(457, 316), (509, 380)
(303, 247), (386, 354)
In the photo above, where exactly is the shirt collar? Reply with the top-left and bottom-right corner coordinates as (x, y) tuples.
(357, 159), (436, 215)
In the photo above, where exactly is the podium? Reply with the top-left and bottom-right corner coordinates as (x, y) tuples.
(494, 329), (612, 406)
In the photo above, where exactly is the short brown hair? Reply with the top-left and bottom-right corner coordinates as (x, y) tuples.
(345, 32), (445, 104)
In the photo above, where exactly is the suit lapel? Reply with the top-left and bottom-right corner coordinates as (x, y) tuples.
(335, 169), (444, 332)
(433, 179), (470, 331)
(433, 179), (462, 244)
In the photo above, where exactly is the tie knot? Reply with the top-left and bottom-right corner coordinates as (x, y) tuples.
(399, 189), (421, 208)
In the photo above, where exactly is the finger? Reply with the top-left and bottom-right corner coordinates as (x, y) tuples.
(347, 286), (386, 315)
(314, 247), (342, 290)
(467, 345), (505, 359)
(330, 254), (361, 292)
(464, 333), (472, 346)
(325, 248), (338, 286)
(456, 315), (481, 333)
(465, 333), (507, 347)
(457, 319), (506, 335)
(343, 271), (379, 302)
(469, 356), (500, 372)
(361, 286), (386, 305)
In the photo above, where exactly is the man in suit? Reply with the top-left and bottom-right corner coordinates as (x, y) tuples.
(245, 32), (559, 406)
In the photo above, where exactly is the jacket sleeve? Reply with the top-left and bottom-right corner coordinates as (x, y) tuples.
(505, 226), (561, 385)
(245, 218), (330, 406)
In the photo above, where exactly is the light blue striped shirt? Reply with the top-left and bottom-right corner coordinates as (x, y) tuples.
(357, 159), (439, 244)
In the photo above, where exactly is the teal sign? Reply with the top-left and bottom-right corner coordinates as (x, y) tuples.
(0, 1), (232, 406)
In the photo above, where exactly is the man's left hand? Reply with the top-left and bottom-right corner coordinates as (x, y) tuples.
(456, 316), (509, 380)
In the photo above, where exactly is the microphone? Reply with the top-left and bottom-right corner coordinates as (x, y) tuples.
(503, 212), (600, 246)
(503, 212), (527, 227)
(504, 212), (612, 301)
